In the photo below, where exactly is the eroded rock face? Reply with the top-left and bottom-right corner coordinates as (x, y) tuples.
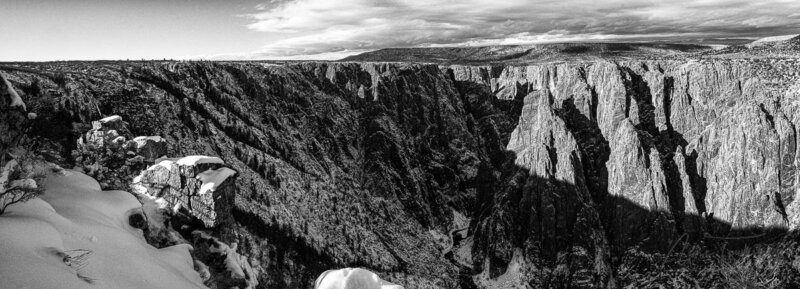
(472, 90), (611, 287)
(450, 58), (800, 285)
(605, 120), (677, 250)
(2, 58), (799, 288)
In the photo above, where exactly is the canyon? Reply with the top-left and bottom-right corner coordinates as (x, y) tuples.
(2, 40), (800, 288)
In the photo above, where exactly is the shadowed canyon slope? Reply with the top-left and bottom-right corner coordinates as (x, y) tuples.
(2, 52), (800, 288)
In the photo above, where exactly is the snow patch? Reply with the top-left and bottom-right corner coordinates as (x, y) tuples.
(98, 115), (121, 123)
(149, 158), (177, 170)
(151, 156), (224, 170)
(132, 136), (166, 153)
(209, 241), (246, 279)
(132, 174), (144, 184)
(192, 231), (258, 288)
(138, 193), (169, 232)
(196, 167), (236, 196)
(176, 155), (224, 166)
(1, 72), (26, 111)
(133, 136), (164, 143)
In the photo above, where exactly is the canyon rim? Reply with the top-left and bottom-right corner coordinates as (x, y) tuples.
(2, 1), (800, 288)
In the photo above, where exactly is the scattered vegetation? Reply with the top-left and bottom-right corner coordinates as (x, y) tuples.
(72, 143), (147, 190)
(616, 234), (800, 288)
(19, 78), (42, 98)
(52, 72), (68, 88)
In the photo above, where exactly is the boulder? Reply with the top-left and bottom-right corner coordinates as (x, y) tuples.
(131, 136), (168, 160)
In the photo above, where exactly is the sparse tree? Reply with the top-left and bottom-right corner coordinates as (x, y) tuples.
(0, 159), (45, 214)
(0, 184), (42, 214)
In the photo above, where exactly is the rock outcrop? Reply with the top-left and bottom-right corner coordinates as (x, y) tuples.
(130, 155), (251, 289)
(71, 115), (249, 288)
(132, 155), (235, 228)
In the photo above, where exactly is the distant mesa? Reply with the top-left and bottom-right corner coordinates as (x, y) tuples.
(341, 35), (800, 64)
(339, 42), (713, 64)
(746, 34), (800, 48)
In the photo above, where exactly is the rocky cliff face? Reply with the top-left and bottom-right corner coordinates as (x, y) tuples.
(1, 57), (799, 288)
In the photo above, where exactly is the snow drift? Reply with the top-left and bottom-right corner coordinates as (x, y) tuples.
(0, 167), (207, 289)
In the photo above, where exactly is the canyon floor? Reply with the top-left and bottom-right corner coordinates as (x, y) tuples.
(2, 36), (800, 288)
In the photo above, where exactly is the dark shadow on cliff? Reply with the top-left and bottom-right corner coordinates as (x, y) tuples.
(554, 97), (610, 208)
(454, 76), (795, 288)
(468, 144), (793, 288)
(617, 68), (712, 239)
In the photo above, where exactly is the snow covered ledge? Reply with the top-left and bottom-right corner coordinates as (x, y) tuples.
(196, 167), (236, 196)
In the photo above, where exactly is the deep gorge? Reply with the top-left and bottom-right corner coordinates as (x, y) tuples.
(2, 58), (800, 288)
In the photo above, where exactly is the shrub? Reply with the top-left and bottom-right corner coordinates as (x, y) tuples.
(20, 79), (42, 97)
(616, 234), (800, 288)
(71, 140), (148, 190)
(52, 72), (68, 87)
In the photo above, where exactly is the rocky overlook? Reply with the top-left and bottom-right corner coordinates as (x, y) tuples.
(2, 43), (800, 288)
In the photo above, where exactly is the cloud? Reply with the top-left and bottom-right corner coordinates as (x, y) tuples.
(236, 0), (800, 59)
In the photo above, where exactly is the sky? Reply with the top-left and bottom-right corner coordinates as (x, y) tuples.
(1, 0), (800, 61)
